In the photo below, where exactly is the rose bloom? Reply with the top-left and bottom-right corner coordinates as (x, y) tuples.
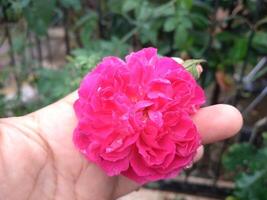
(73, 48), (205, 184)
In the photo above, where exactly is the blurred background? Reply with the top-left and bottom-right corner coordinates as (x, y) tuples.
(0, 0), (267, 199)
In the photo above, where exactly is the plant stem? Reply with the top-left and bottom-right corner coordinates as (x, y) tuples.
(35, 34), (43, 66)
(4, 15), (21, 99)
(46, 33), (53, 64)
(97, 0), (104, 39)
(232, 30), (255, 106)
(63, 8), (71, 55)
(121, 27), (138, 43)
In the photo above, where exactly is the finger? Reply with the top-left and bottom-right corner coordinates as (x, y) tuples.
(193, 145), (204, 163)
(61, 96), (243, 144)
(184, 145), (204, 169)
(115, 176), (140, 199)
(62, 90), (78, 104)
(61, 96), (242, 145)
(196, 64), (203, 74)
(193, 104), (243, 144)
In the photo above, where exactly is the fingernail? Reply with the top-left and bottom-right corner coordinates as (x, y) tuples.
(184, 163), (193, 169)
(196, 64), (203, 75)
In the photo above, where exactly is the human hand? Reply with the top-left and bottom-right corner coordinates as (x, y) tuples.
(0, 68), (242, 200)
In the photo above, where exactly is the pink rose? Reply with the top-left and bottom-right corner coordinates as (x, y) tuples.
(73, 47), (205, 184)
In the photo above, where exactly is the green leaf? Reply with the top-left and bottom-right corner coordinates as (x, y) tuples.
(60, 0), (81, 10)
(236, 171), (264, 189)
(140, 25), (158, 45)
(180, 0), (193, 10)
(136, 1), (152, 22)
(190, 13), (210, 29)
(225, 196), (238, 200)
(249, 147), (267, 170)
(122, 0), (139, 12)
(24, 0), (56, 36)
(215, 31), (235, 42)
(163, 17), (177, 32)
(74, 11), (97, 29)
(80, 24), (92, 48)
(153, 0), (176, 18)
(255, 16), (267, 29)
(263, 132), (267, 145)
(252, 31), (267, 53)
(174, 25), (188, 49)
(36, 68), (71, 105)
(183, 59), (206, 79)
(12, 32), (26, 53)
(230, 38), (248, 60)
(20, 0), (31, 7)
(223, 143), (256, 172)
(5, 1), (24, 21)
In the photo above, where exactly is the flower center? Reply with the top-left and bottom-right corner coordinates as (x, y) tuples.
(142, 108), (149, 121)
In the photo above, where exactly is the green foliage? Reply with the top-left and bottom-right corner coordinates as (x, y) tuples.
(34, 49), (101, 107)
(223, 143), (256, 172)
(24, 0), (56, 36)
(252, 31), (267, 53)
(59, 0), (81, 10)
(223, 134), (267, 200)
(74, 11), (98, 48)
(36, 68), (70, 104)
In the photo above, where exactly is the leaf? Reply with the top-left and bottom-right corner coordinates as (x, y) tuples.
(36, 68), (71, 105)
(180, 0), (193, 10)
(80, 24), (92, 48)
(230, 38), (248, 60)
(60, 0), (81, 10)
(183, 59), (206, 79)
(20, 0), (31, 7)
(193, 0), (213, 13)
(190, 13), (210, 29)
(174, 25), (188, 49)
(252, 31), (267, 53)
(263, 132), (267, 145)
(153, 0), (176, 18)
(5, 1), (23, 21)
(223, 143), (256, 172)
(139, 24), (158, 45)
(122, 0), (139, 12)
(236, 170), (267, 190)
(12, 33), (26, 53)
(215, 33), (233, 43)
(24, 0), (56, 36)
(181, 16), (193, 29)
(74, 11), (97, 29)
(233, 164), (267, 200)
(136, 1), (152, 22)
(225, 196), (238, 200)
(255, 16), (267, 29)
(249, 147), (267, 170)
(163, 17), (177, 32)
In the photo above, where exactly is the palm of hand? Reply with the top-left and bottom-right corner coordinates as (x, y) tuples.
(0, 92), (242, 200)
(0, 93), (137, 200)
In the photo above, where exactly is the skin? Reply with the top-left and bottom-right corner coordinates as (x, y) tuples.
(0, 68), (243, 200)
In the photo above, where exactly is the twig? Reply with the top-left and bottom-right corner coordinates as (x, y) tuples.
(121, 27), (138, 43)
(63, 8), (71, 55)
(4, 14), (21, 98)
(35, 34), (43, 66)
